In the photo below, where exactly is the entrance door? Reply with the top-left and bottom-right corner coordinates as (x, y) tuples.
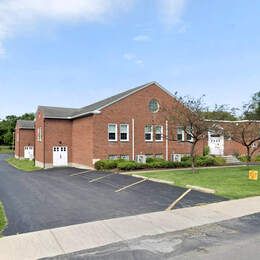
(24, 146), (34, 160)
(53, 146), (68, 167)
(208, 133), (224, 156)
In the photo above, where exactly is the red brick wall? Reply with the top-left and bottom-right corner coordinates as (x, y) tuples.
(92, 83), (196, 162)
(224, 140), (260, 156)
(35, 111), (44, 164)
(15, 128), (34, 158)
(72, 116), (93, 166)
(44, 119), (72, 164)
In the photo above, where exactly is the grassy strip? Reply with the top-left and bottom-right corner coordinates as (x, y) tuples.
(134, 166), (260, 199)
(0, 146), (13, 154)
(0, 202), (7, 236)
(6, 158), (41, 172)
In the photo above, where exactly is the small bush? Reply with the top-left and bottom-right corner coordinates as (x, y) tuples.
(238, 156), (248, 162)
(146, 157), (165, 163)
(181, 156), (192, 162)
(195, 155), (215, 167)
(214, 156), (226, 166)
(117, 161), (138, 171)
(94, 160), (117, 170)
(147, 161), (168, 168)
(254, 155), (260, 162)
(203, 146), (210, 156)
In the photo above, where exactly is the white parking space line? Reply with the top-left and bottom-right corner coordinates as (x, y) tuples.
(115, 179), (147, 193)
(89, 173), (115, 183)
(70, 171), (89, 177)
(165, 188), (192, 211)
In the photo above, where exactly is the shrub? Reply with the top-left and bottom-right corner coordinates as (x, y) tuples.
(238, 156), (248, 162)
(147, 160), (170, 168)
(117, 161), (138, 171)
(181, 156), (192, 162)
(195, 155), (215, 167)
(213, 156), (226, 166)
(254, 155), (260, 162)
(94, 159), (117, 170)
(203, 146), (210, 156)
(146, 157), (165, 163)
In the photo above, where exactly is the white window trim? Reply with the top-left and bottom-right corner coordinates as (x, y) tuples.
(37, 127), (42, 142)
(186, 128), (194, 142)
(177, 127), (185, 142)
(145, 125), (153, 142)
(108, 123), (117, 141)
(120, 124), (129, 142)
(155, 125), (163, 142)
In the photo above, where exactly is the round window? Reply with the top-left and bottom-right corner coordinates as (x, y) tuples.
(149, 99), (159, 113)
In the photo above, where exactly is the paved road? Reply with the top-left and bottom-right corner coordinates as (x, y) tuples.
(45, 213), (260, 260)
(0, 154), (225, 235)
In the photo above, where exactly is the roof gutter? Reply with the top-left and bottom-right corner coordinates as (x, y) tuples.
(43, 110), (101, 120)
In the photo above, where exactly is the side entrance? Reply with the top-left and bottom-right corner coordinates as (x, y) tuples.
(24, 146), (34, 160)
(53, 146), (68, 167)
(208, 132), (224, 156)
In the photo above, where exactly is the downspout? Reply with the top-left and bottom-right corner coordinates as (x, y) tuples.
(132, 118), (135, 161)
(43, 119), (45, 169)
(166, 120), (168, 161)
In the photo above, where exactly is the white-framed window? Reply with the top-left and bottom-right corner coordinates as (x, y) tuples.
(120, 155), (130, 160)
(186, 128), (193, 142)
(145, 125), (153, 141)
(155, 125), (163, 141)
(177, 127), (184, 141)
(108, 124), (117, 141)
(108, 155), (119, 160)
(37, 127), (42, 142)
(120, 124), (129, 141)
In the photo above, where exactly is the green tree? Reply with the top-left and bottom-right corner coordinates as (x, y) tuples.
(244, 91), (260, 120)
(203, 104), (238, 121)
(0, 113), (35, 145)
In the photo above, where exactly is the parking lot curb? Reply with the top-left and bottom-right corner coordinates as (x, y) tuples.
(186, 184), (215, 194)
(131, 174), (175, 185)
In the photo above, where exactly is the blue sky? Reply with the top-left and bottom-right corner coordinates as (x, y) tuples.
(0, 0), (259, 118)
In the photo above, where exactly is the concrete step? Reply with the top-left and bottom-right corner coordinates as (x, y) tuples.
(222, 155), (241, 164)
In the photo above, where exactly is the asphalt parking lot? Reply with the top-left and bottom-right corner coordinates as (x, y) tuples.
(0, 154), (226, 236)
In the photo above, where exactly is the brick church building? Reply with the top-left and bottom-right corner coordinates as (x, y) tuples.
(14, 82), (258, 169)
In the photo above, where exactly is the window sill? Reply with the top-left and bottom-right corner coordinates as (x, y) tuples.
(155, 140), (163, 142)
(120, 140), (129, 142)
(145, 140), (153, 143)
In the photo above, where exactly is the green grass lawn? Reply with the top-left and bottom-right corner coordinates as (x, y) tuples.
(0, 202), (7, 237)
(135, 166), (260, 199)
(0, 146), (13, 154)
(6, 158), (41, 172)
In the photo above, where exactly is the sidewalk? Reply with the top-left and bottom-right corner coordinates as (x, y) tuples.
(1, 196), (260, 260)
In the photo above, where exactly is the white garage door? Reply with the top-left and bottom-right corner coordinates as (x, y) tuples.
(24, 146), (34, 160)
(53, 146), (68, 167)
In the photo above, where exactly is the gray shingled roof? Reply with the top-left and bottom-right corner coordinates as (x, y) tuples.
(37, 106), (80, 119)
(38, 81), (169, 119)
(16, 120), (35, 129)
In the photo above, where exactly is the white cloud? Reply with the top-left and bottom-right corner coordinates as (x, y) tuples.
(133, 34), (151, 42)
(157, 0), (187, 28)
(123, 52), (143, 66)
(0, 0), (134, 56)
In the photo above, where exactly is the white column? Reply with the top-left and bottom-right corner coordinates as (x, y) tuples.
(132, 118), (135, 161)
(166, 120), (168, 161)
